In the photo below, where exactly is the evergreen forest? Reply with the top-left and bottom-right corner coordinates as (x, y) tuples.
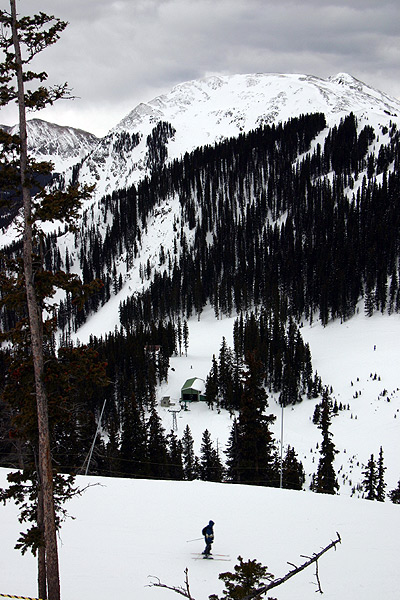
(1, 110), (400, 491)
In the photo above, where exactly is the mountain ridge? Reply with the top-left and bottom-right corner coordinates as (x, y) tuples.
(117, 72), (400, 134)
(61, 72), (400, 200)
(2, 72), (399, 201)
(0, 117), (99, 173)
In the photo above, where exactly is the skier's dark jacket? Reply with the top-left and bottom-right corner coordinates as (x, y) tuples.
(202, 520), (214, 542)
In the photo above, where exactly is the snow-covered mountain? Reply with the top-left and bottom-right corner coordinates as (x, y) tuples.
(60, 72), (400, 502)
(2, 74), (400, 600)
(3, 72), (399, 203)
(1, 118), (99, 173)
(74, 72), (400, 198)
(51, 71), (400, 342)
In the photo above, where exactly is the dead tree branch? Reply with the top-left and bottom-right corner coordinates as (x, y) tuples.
(314, 556), (323, 594)
(148, 533), (341, 600)
(148, 567), (195, 600)
(242, 532), (341, 600)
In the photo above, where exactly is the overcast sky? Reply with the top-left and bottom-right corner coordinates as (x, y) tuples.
(1, 0), (399, 137)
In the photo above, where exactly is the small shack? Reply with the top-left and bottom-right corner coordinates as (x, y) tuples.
(180, 378), (206, 403)
(160, 396), (172, 407)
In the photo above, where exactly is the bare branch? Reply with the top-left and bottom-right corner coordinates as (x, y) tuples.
(148, 568), (196, 600)
(242, 532), (341, 600)
(149, 533), (341, 600)
(314, 558), (323, 594)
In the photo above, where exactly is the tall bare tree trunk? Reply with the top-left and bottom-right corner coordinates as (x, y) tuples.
(10, 1), (61, 598)
(37, 487), (47, 600)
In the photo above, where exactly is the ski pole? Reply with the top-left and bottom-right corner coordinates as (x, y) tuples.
(186, 537), (203, 543)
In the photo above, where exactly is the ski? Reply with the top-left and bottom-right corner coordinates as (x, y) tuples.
(192, 555), (231, 561)
(191, 553), (230, 561)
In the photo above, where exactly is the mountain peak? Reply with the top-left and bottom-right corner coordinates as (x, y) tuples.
(1, 118), (99, 172)
(328, 72), (362, 86)
(114, 72), (400, 136)
(56, 72), (400, 198)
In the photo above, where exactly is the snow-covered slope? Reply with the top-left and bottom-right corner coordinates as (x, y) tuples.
(75, 72), (400, 198)
(74, 301), (400, 501)
(153, 308), (400, 495)
(1, 468), (400, 600)
(1, 118), (99, 172)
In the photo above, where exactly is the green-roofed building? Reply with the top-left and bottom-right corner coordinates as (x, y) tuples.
(180, 377), (206, 403)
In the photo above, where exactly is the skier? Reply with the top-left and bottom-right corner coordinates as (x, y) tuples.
(202, 520), (215, 556)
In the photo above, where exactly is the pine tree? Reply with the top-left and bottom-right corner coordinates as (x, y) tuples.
(147, 409), (169, 478)
(211, 556), (274, 600)
(0, 5), (96, 598)
(282, 445), (305, 490)
(199, 429), (224, 482)
(233, 353), (277, 486)
(364, 287), (375, 317)
(167, 430), (185, 480)
(119, 395), (148, 477)
(376, 446), (386, 502)
(177, 317), (182, 355)
(362, 454), (378, 500)
(181, 425), (197, 480)
(183, 320), (189, 356)
(314, 393), (339, 494)
(105, 419), (121, 477)
(218, 337), (235, 408)
(0, 469), (80, 561)
(225, 418), (241, 483)
(205, 355), (219, 408)
(388, 479), (400, 504)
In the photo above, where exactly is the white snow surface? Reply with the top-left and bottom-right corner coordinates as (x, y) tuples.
(2, 307), (400, 599)
(1, 470), (400, 600)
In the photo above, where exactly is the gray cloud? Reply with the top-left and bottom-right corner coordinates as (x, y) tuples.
(1, 0), (399, 136)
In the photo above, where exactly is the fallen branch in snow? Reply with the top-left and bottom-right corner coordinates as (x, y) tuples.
(148, 532), (341, 600)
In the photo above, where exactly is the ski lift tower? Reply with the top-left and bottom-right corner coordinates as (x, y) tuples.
(168, 407), (181, 432)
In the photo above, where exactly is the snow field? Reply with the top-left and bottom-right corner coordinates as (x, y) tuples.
(1, 470), (400, 600)
(157, 307), (400, 494)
